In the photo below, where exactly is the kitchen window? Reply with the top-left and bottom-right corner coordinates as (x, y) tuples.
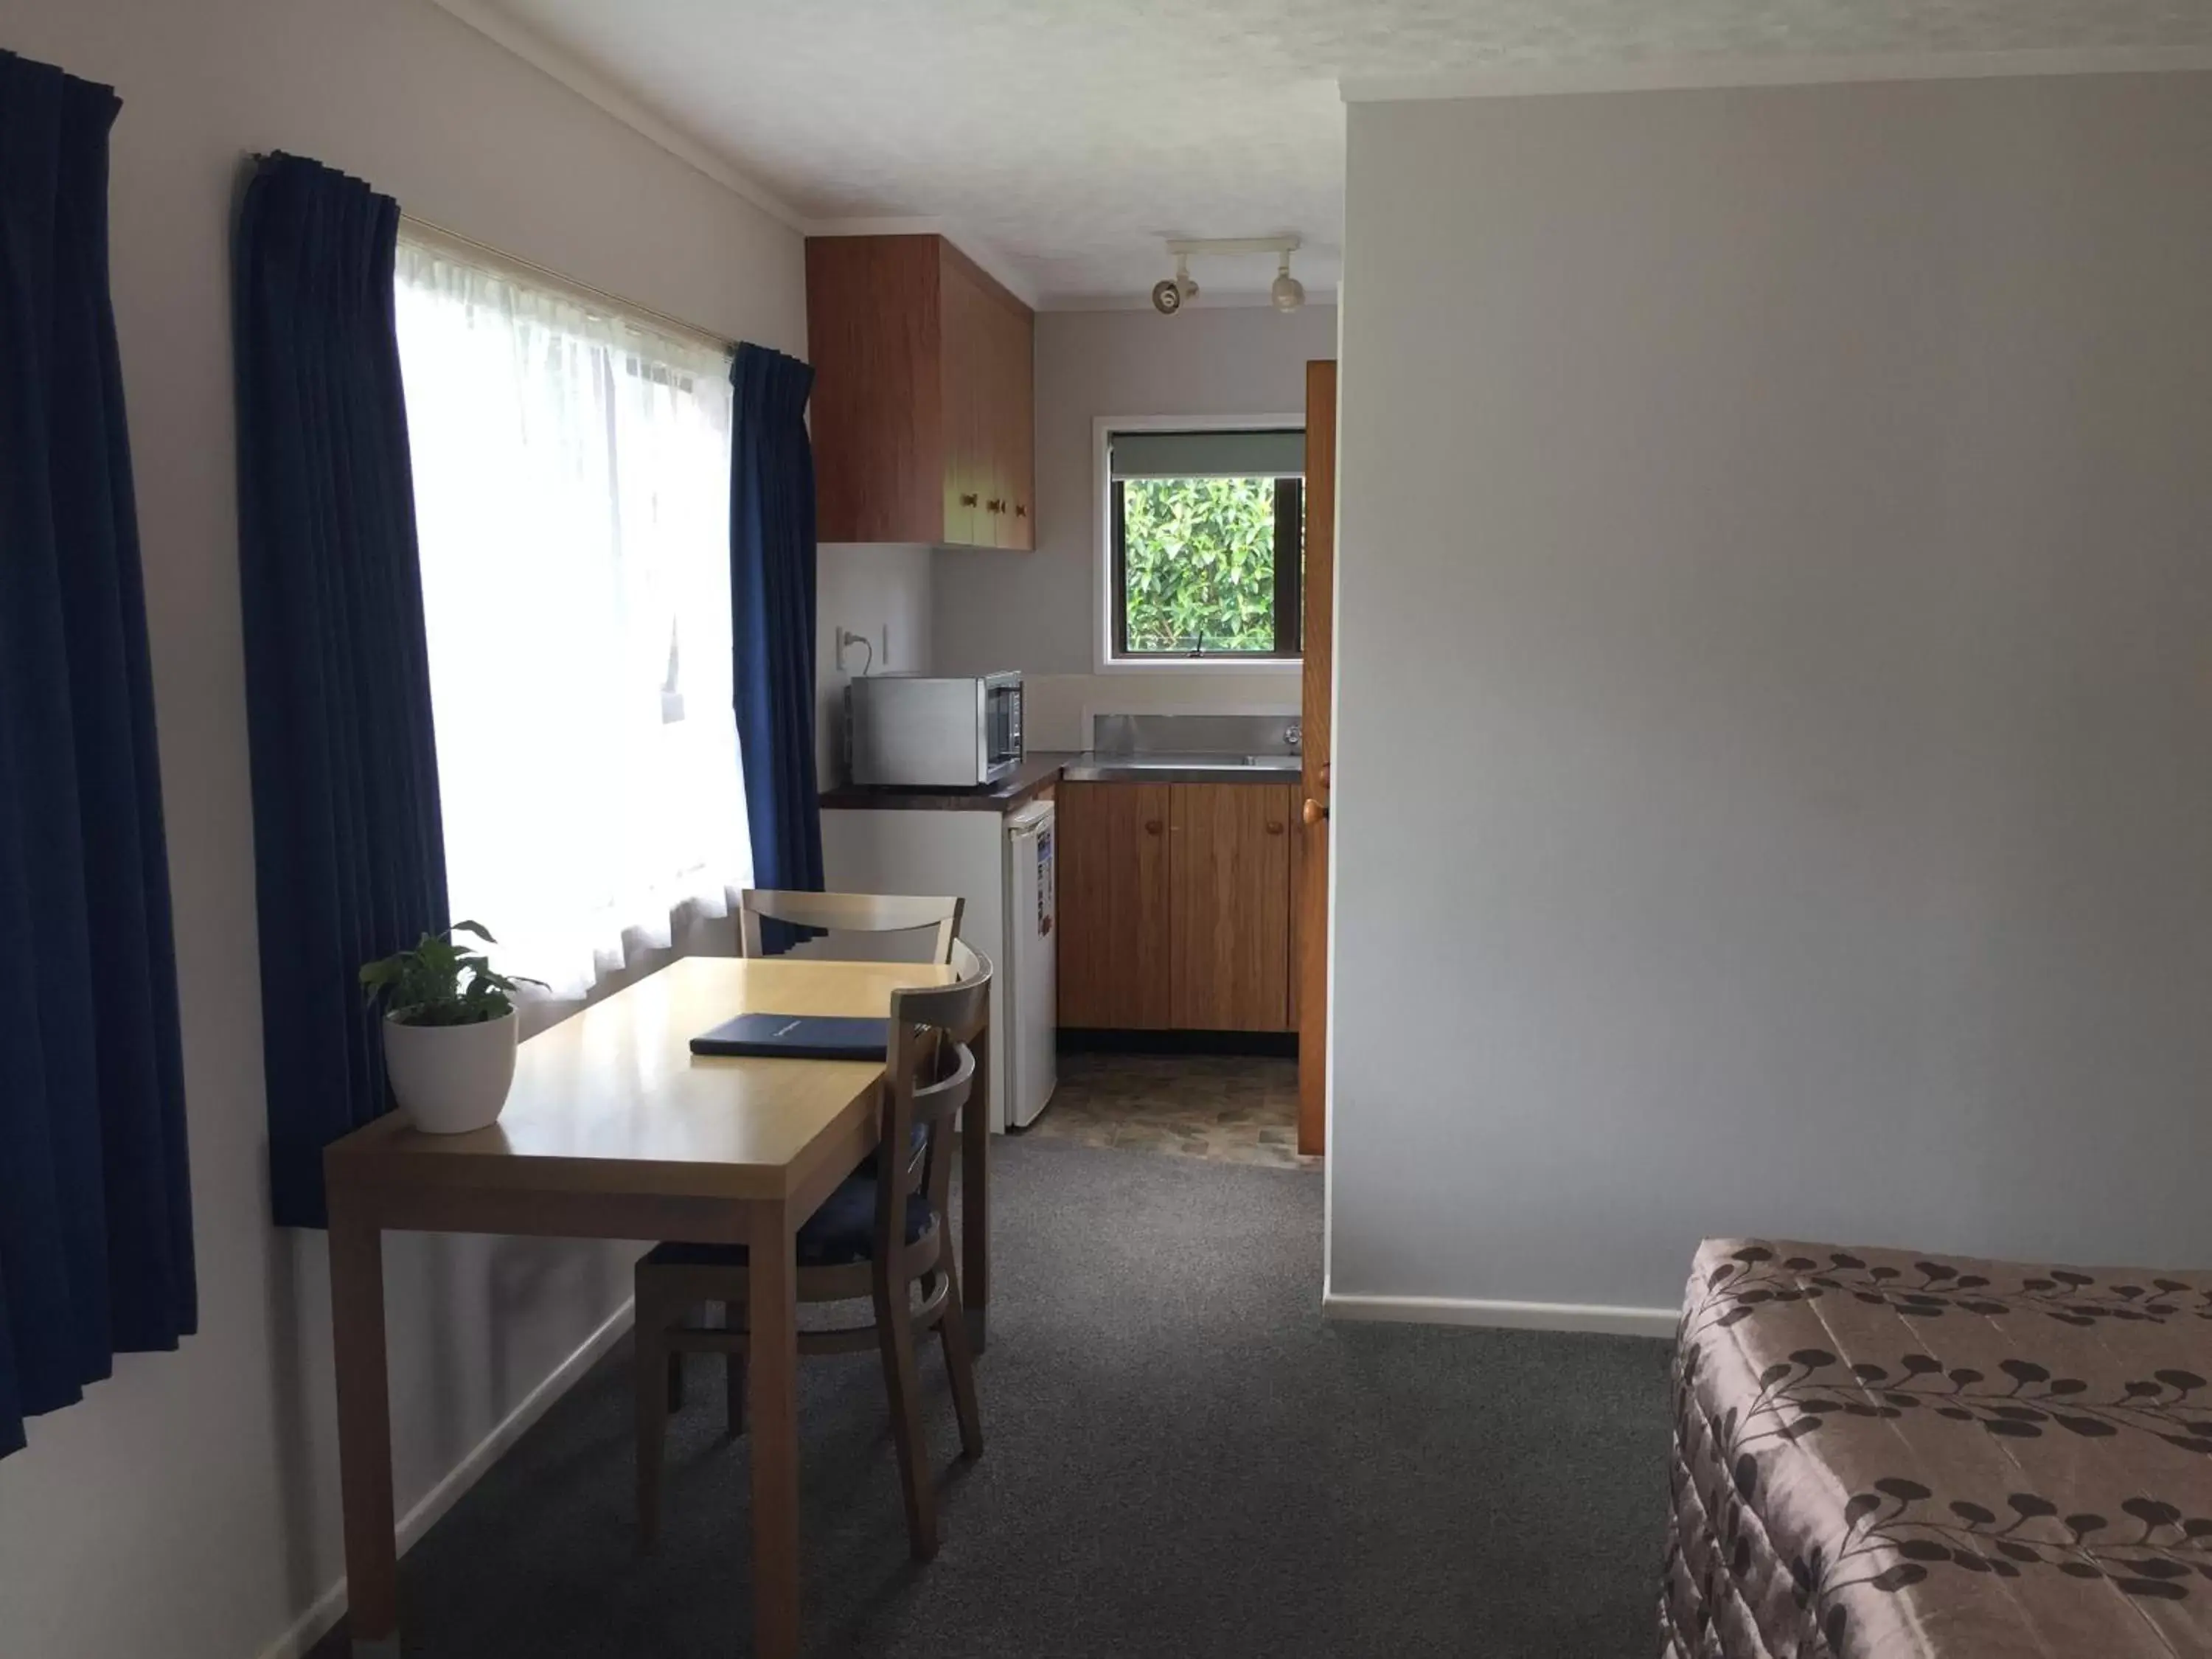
(1108, 428), (1304, 660)
(392, 228), (751, 999)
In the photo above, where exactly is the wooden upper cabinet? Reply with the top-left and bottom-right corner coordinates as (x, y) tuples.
(806, 234), (1034, 550)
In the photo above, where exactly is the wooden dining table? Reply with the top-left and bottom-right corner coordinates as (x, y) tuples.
(324, 954), (984, 1659)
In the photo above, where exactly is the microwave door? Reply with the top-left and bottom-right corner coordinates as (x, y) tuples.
(985, 683), (1022, 773)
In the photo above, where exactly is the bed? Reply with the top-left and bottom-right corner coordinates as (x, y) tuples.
(1663, 1238), (2212, 1658)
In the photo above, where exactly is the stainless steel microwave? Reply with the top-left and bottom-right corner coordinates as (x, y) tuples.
(846, 672), (1023, 788)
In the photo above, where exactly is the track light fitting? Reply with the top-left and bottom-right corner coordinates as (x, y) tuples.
(1151, 236), (1303, 316)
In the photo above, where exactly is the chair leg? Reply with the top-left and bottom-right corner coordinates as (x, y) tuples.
(635, 1287), (669, 1553)
(936, 1261), (984, 1461)
(873, 1265), (939, 1562)
(723, 1303), (747, 1440)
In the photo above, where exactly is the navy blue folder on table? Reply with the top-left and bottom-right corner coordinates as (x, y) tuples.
(689, 1013), (890, 1060)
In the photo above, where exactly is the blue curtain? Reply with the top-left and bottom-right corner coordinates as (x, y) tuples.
(729, 344), (823, 953)
(0, 49), (197, 1458)
(233, 153), (447, 1227)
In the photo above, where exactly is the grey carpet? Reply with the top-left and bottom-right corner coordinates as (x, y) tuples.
(314, 1136), (1674, 1658)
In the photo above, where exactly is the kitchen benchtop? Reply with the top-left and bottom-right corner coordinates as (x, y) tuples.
(819, 751), (1076, 813)
(819, 748), (1301, 812)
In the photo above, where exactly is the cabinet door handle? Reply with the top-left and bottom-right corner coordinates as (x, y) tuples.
(960, 493), (979, 507)
(1303, 799), (1328, 825)
(1015, 504), (1027, 518)
(986, 498), (1004, 514)
(1144, 819), (1163, 835)
(1266, 821), (1285, 835)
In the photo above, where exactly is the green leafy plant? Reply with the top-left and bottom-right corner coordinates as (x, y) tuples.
(1122, 475), (1284, 653)
(360, 922), (540, 1028)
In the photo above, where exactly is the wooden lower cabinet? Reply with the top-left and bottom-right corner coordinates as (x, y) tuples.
(1056, 782), (1172, 1029)
(1057, 780), (1294, 1033)
(1170, 785), (1293, 1031)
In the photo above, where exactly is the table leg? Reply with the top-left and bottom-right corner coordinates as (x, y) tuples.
(963, 1022), (990, 1353)
(329, 1197), (400, 1658)
(747, 1198), (801, 1659)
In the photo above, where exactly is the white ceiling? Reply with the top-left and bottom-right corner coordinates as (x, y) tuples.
(459, 0), (2212, 307)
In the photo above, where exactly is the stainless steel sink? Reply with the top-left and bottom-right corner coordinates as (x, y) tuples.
(1060, 714), (1302, 785)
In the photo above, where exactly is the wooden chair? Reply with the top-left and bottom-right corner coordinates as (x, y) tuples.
(737, 888), (963, 964)
(633, 951), (992, 1560)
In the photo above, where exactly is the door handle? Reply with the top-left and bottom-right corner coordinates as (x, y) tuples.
(1303, 799), (1328, 826)
(1144, 819), (1164, 835)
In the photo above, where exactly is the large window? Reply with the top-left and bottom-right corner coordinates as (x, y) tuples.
(394, 231), (749, 998)
(1110, 428), (1304, 659)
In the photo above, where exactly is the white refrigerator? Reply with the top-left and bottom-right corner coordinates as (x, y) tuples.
(818, 796), (1058, 1133)
(1003, 800), (1058, 1129)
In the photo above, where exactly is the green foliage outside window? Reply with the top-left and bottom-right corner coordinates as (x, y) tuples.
(1121, 476), (1280, 653)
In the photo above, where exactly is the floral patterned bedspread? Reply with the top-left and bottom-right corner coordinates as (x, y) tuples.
(1663, 1238), (2212, 1659)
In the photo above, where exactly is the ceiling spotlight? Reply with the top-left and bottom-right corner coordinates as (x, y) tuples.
(1152, 254), (1198, 316)
(1271, 251), (1305, 313)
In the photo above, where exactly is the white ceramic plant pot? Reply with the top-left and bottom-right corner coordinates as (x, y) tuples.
(382, 1008), (518, 1135)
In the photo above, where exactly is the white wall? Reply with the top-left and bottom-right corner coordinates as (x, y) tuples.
(1329, 72), (2212, 1323)
(932, 305), (1335, 749)
(0, 4), (804, 1657)
(815, 542), (933, 783)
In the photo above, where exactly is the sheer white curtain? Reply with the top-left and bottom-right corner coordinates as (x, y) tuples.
(394, 235), (750, 998)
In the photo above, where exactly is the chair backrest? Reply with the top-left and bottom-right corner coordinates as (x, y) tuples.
(877, 949), (992, 1253)
(737, 889), (963, 964)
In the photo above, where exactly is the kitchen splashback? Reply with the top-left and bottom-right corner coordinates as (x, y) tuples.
(1090, 712), (1300, 757)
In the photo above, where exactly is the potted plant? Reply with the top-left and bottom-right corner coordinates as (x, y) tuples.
(360, 922), (540, 1135)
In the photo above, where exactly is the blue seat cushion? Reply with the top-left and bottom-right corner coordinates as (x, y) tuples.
(647, 1172), (933, 1272)
(855, 1121), (928, 1178)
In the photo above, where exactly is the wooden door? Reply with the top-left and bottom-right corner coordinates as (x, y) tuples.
(1298, 361), (1337, 1154)
(805, 235), (942, 545)
(1056, 782), (1172, 1029)
(984, 294), (1018, 546)
(1169, 784), (1293, 1032)
(937, 254), (988, 546)
(999, 302), (1035, 549)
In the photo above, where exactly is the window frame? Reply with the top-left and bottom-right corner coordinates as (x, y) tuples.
(1093, 413), (1307, 673)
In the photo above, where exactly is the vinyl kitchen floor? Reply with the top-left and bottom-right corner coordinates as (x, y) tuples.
(1022, 1051), (1315, 1169)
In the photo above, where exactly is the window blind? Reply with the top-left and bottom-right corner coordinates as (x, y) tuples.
(1110, 428), (1304, 479)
